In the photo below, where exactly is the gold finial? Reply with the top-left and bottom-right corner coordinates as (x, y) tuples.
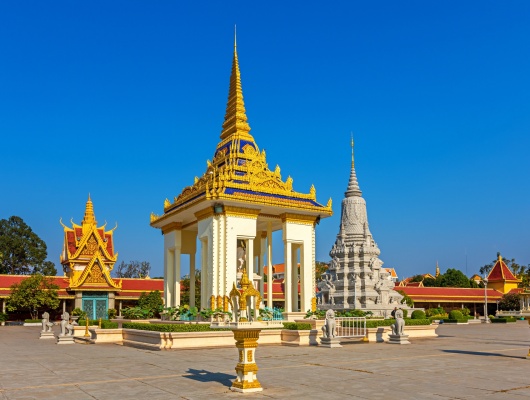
(351, 132), (355, 167)
(220, 32), (253, 141)
(234, 24), (237, 51)
(498, 253), (503, 262)
(82, 194), (97, 226)
(435, 261), (440, 277)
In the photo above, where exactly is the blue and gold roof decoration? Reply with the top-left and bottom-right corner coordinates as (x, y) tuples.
(151, 38), (332, 224)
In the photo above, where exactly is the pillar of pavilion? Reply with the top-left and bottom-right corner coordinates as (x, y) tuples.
(150, 39), (332, 320)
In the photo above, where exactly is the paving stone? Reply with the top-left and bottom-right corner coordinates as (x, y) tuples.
(0, 321), (529, 399)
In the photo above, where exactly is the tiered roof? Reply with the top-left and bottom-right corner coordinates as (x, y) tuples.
(60, 195), (121, 290)
(487, 254), (519, 282)
(151, 38), (331, 228)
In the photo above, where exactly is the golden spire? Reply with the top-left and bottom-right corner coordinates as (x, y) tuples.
(435, 261), (440, 277)
(220, 31), (253, 141)
(82, 194), (97, 226)
(351, 132), (354, 167)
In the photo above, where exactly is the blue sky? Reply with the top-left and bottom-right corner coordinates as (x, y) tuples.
(1, 1), (529, 280)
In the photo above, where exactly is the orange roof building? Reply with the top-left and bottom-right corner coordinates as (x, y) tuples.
(486, 254), (521, 294)
(0, 196), (163, 321)
(398, 286), (503, 316)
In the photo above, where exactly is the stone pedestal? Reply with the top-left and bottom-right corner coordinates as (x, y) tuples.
(387, 334), (410, 345)
(319, 337), (342, 348)
(231, 328), (263, 393)
(39, 331), (55, 340)
(57, 335), (75, 345)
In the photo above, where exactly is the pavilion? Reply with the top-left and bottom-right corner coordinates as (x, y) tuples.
(150, 38), (332, 319)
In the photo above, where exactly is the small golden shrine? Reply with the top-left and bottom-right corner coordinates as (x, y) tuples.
(60, 195), (121, 291)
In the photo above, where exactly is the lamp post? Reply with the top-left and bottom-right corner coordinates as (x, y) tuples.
(484, 277), (489, 323)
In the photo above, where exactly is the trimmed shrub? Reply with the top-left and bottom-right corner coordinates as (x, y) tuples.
(411, 310), (426, 320)
(425, 307), (445, 317)
(283, 322), (312, 330)
(442, 319), (468, 323)
(490, 317), (517, 323)
(122, 322), (229, 332)
(0, 313), (8, 322)
(364, 319), (431, 328)
(448, 310), (463, 320)
(461, 307), (470, 316)
(78, 319), (118, 329)
(24, 319), (41, 323)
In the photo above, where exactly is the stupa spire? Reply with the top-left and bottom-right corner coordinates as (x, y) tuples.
(345, 134), (362, 197)
(220, 29), (253, 141)
(82, 194), (97, 226)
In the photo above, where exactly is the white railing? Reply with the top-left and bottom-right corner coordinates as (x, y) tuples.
(334, 317), (366, 338)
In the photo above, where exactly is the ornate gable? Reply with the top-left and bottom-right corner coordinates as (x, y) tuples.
(60, 195), (121, 290)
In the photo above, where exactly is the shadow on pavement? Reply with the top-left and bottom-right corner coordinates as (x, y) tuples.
(442, 349), (526, 359)
(183, 368), (235, 387)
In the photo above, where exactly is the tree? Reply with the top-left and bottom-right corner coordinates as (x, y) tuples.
(6, 275), (60, 320)
(438, 268), (470, 288)
(410, 274), (424, 283)
(114, 260), (151, 278)
(396, 290), (414, 307)
(0, 216), (57, 275)
(315, 261), (328, 280)
(137, 290), (163, 317)
(423, 277), (438, 287)
(180, 270), (201, 306)
(498, 293), (521, 311)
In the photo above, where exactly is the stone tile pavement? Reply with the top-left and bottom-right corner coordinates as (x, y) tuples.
(0, 321), (529, 399)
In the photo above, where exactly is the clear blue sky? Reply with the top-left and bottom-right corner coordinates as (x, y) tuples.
(1, 1), (529, 280)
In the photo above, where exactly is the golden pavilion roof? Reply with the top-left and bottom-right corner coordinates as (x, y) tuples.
(60, 195), (121, 290)
(151, 40), (332, 226)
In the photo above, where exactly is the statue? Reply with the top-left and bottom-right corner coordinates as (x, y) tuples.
(237, 241), (246, 272)
(391, 308), (405, 336)
(60, 311), (74, 336)
(41, 312), (53, 332)
(321, 309), (337, 338)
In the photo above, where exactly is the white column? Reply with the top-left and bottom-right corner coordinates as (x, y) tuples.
(189, 253), (196, 308)
(164, 249), (174, 307)
(119, 300), (122, 316)
(62, 300), (66, 313)
(3, 299), (6, 313)
(173, 246), (182, 307)
(284, 240), (292, 312)
(259, 233), (266, 298)
(267, 222), (273, 308)
(247, 238), (254, 282)
(200, 239), (208, 309)
(291, 244), (299, 311)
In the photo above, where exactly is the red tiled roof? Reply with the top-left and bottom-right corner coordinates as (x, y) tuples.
(0, 275), (163, 299)
(398, 286), (503, 302)
(487, 258), (518, 282)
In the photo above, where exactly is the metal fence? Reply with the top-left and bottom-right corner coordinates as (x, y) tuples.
(334, 317), (366, 338)
(261, 307), (284, 321)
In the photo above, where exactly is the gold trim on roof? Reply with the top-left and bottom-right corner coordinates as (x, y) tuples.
(150, 42), (332, 228)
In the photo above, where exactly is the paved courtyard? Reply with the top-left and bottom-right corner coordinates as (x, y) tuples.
(0, 321), (529, 399)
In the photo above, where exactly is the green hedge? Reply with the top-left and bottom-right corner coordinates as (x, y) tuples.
(283, 322), (312, 330)
(24, 319), (41, 323)
(364, 319), (431, 328)
(490, 317), (517, 323)
(411, 310), (426, 319)
(442, 319), (468, 323)
(78, 319), (118, 329)
(123, 322), (230, 332)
